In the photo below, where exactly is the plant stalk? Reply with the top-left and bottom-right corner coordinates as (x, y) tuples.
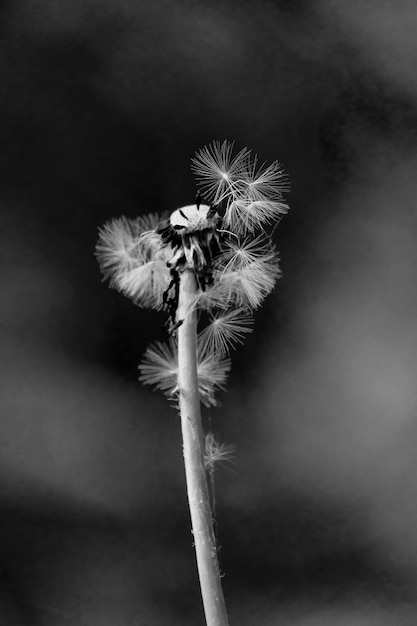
(177, 268), (229, 626)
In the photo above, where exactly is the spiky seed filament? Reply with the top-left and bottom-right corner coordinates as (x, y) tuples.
(224, 199), (288, 234)
(96, 214), (162, 276)
(195, 347), (231, 407)
(243, 160), (290, 202)
(192, 141), (289, 236)
(138, 340), (178, 394)
(198, 309), (253, 356)
(96, 216), (140, 278)
(96, 215), (171, 309)
(217, 236), (277, 272)
(204, 432), (236, 471)
(219, 263), (280, 309)
(191, 140), (250, 204)
(138, 340), (231, 407)
(192, 265), (280, 311)
(190, 235), (281, 312)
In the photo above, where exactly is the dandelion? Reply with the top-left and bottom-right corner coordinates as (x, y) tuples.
(96, 141), (289, 626)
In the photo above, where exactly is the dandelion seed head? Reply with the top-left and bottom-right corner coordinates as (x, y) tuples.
(170, 203), (219, 234)
(96, 213), (171, 309)
(97, 140), (288, 411)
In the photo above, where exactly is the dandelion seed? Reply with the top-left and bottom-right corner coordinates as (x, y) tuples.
(210, 237), (281, 309)
(139, 340), (231, 407)
(196, 347), (231, 407)
(188, 280), (227, 311)
(216, 236), (277, 272)
(96, 216), (139, 278)
(220, 263), (280, 309)
(96, 214), (162, 276)
(222, 159), (289, 234)
(138, 339), (178, 395)
(96, 214), (171, 309)
(190, 236), (280, 311)
(204, 432), (236, 471)
(243, 160), (289, 203)
(192, 264), (279, 311)
(224, 199), (288, 235)
(116, 255), (170, 308)
(192, 141), (289, 236)
(130, 213), (162, 236)
(198, 308), (253, 356)
(191, 140), (250, 205)
(137, 228), (166, 257)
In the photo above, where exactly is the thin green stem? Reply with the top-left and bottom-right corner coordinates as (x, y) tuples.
(177, 269), (229, 626)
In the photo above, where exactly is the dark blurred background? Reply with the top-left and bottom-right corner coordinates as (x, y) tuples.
(1, 0), (417, 624)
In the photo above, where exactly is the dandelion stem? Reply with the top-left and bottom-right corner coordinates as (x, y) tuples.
(177, 269), (229, 626)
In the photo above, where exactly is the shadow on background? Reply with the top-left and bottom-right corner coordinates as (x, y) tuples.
(1, 0), (417, 623)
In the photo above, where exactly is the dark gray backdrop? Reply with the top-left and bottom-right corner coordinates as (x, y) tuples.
(1, 1), (417, 624)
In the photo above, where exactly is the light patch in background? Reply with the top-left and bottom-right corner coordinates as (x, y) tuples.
(0, 250), (180, 516)
(0, 346), (176, 515)
(315, 0), (417, 98)
(256, 142), (417, 575)
(230, 596), (416, 625)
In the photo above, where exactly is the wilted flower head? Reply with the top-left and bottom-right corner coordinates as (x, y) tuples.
(96, 141), (289, 406)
